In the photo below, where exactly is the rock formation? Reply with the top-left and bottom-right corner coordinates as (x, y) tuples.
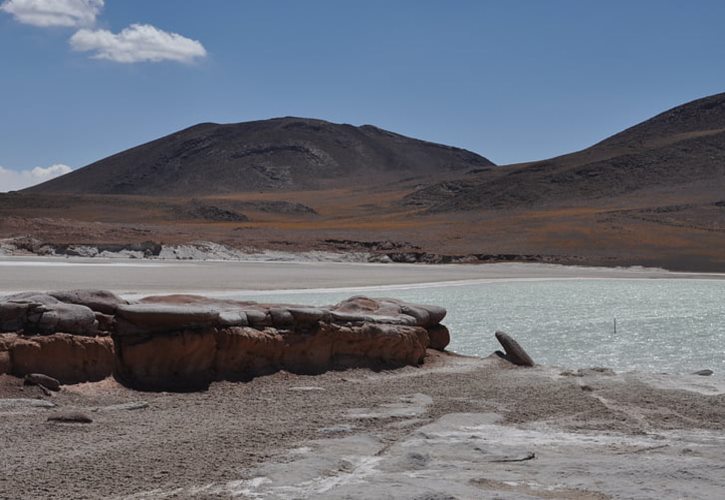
(0, 291), (449, 391)
(494, 331), (535, 367)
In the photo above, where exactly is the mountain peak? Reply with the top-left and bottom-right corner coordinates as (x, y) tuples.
(26, 117), (493, 196)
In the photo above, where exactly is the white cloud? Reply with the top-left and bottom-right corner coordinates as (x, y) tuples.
(0, 0), (103, 27)
(0, 164), (73, 192)
(70, 23), (207, 63)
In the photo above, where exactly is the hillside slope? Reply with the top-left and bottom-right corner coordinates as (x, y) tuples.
(405, 92), (725, 211)
(25, 117), (493, 196)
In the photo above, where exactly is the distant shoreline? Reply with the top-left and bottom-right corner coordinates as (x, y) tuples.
(1, 255), (723, 295)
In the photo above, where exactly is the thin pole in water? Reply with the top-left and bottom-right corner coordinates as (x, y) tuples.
(613, 318), (617, 334)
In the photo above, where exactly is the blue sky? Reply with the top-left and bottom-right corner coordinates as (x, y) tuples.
(1, 0), (724, 191)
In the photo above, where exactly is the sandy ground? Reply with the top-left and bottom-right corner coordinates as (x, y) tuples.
(1, 353), (724, 499)
(1, 257), (723, 295)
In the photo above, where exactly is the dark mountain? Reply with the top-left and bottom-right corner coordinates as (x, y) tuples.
(25, 117), (493, 196)
(405, 92), (725, 211)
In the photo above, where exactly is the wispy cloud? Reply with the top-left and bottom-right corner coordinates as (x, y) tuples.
(0, 0), (103, 27)
(0, 164), (73, 192)
(70, 23), (207, 63)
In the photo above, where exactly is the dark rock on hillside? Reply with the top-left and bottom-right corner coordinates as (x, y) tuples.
(25, 117), (493, 196)
(173, 202), (249, 222)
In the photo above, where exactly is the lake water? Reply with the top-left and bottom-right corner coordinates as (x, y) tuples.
(228, 279), (725, 374)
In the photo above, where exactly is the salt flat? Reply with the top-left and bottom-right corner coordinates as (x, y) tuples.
(0, 256), (721, 295)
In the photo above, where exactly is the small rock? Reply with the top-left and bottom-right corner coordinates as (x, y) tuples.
(692, 369), (713, 376)
(494, 331), (535, 367)
(48, 412), (93, 424)
(24, 373), (61, 391)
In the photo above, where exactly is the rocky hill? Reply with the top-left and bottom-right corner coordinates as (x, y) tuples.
(405, 92), (725, 211)
(25, 117), (493, 196)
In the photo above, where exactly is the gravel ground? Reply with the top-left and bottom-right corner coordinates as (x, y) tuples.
(2, 352), (724, 499)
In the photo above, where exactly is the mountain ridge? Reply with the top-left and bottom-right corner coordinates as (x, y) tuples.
(25, 117), (494, 196)
(404, 92), (725, 212)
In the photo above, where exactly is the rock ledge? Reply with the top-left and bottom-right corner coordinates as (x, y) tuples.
(0, 290), (449, 391)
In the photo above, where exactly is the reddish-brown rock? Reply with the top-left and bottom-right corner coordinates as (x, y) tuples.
(2, 290), (449, 391)
(113, 328), (217, 391)
(11, 334), (114, 383)
(114, 322), (430, 391)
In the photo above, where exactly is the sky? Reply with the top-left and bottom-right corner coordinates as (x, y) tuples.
(1, 0), (724, 191)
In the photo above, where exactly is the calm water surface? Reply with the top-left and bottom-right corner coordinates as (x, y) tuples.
(230, 279), (725, 374)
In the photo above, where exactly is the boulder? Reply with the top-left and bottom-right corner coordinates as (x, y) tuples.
(24, 373), (61, 391)
(332, 296), (446, 327)
(25, 302), (98, 336)
(495, 331), (535, 367)
(48, 289), (127, 315)
(115, 304), (220, 335)
(2, 293), (98, 336)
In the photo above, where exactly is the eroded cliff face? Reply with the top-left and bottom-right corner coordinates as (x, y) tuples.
(0, 291), (449, 391)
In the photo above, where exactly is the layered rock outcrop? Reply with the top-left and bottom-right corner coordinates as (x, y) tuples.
(0, 289), (121, 383)
(0, 291), (449, 391)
